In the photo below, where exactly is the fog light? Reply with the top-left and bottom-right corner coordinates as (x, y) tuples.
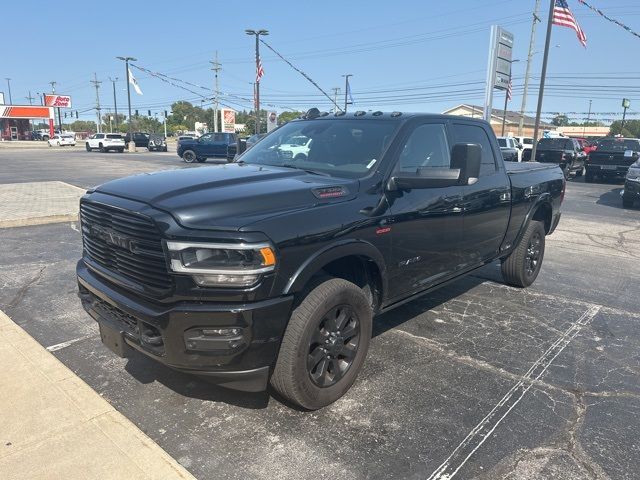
(192, 273), (260, 287)
(184, 327), (245, 351)
(202, 328), (242, 336)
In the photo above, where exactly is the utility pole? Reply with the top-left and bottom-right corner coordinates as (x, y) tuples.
(109, 77), (119, 131)
(25, 91), (35, 105)
(5, 78), (12, 104)
(210, 51), (221, 133)
(342, 74), (353, 113)
(583, 100), (592, 137)
(91, 73), (103, 133)
(518, 0), (541, 136)
(245, 29), (269, 134)
(116, 56), (137, 151)
(531, 0), (555, 162)
(332, 87), (341, 112)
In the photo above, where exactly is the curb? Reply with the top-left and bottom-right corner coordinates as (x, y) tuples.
(0, 310), (197, 480)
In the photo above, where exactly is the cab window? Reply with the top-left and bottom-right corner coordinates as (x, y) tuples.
(452, 124), (497, 176)
(395, 123), (451, 174)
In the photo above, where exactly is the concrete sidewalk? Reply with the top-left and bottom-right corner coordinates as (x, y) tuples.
(0, 310), (196, 480)
(0, 181), (85, 228)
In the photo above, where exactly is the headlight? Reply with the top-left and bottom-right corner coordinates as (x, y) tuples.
(627, 167), (640, 181)
(165, 241), (276, 287)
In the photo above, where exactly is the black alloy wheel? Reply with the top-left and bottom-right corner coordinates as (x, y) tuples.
(525, 230), (542, 278)
(307, 304), (360, 387)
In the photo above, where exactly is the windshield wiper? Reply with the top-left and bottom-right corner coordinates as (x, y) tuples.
(280, 163), (332, 177)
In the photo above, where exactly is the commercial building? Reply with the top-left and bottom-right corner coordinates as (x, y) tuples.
(0, 105), (54, 141)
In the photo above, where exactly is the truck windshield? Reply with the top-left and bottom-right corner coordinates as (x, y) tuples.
(238, 119), (398, 179)
(537, 138), (572, 150)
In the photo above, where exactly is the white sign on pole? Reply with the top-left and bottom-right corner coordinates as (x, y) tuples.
(484, 25), (514, 121)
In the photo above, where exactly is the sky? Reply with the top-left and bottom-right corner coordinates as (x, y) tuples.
(2, 0), (639, 125)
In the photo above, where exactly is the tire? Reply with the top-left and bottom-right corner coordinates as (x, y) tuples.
(623, 195), (634, 209)
(293, 153), (307, 161)
(163, 147), (168, 152)
(561, 165), (570, 180)
(575, 166), (584, 177)
(117, 148), (124, 153)
(85, 143), (91, 152)
(501, 220), (546, 288)
(270, 278), (372, 410)
(182, 150), (197, 163)
(99, 143), (106, 153)
(585, 171), (594, 183)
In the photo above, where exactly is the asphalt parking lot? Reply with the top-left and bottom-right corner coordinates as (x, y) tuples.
(1, 148), (639, 479)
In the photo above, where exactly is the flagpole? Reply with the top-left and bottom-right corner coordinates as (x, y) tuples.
(531, 0), (555, 162)
(117, 56), (137, 152)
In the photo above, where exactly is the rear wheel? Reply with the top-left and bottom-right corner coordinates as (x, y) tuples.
(501, 220), (546, 288)
(182, 150), (197, 163)
(85, 143), (91, 152)
(585, 171), (594, 183)
(270, 278), (372, 410)
(117, 148), (124, 153)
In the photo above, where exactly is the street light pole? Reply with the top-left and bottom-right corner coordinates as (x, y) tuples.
(109, 77), (119, 131)
(518, 0), (541, 136)
(116, 56), (137, 151)
(5, 78), (12, 104)
(245, 29), (269, 134)
(583, 100), (592, 137)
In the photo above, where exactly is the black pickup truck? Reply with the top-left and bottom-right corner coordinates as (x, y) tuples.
(77, 111), (564, 410)
(524, 137), (586, 178)
(585, 137), (640, 183)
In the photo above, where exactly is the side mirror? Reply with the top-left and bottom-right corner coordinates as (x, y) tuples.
(452, 143), (482, 185)
(517, 144), (523, 149)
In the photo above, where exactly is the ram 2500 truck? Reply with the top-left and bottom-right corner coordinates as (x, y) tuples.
(77, 111), (564, 410)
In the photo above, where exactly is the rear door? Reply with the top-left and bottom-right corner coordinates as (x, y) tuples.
(386, 120), (465, 299)
(452, 122), (511, 267)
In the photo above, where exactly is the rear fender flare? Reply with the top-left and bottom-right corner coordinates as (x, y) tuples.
(283, 240), (388, 298)
(507, 193), (553, 254)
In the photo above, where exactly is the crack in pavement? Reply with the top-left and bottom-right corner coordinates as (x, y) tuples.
(5, 265), (47, 309)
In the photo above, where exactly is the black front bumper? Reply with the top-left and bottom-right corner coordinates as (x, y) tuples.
(77, 260), (294, 392)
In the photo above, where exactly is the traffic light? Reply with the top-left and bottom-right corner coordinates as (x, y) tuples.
(135, 109), (139, 116)
(64, 112), (67, 118)
(164, 110), (168, 117)
(75, 111), (79, 119)
(148, 110), (151, 117)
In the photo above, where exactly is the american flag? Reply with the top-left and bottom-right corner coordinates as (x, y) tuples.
(553, 0), (587, 47)
(256, 55), (264, 83)
(506, 79), (512, 101)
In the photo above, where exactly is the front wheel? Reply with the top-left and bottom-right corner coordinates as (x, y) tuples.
(270, 278), (372, 410)
(623, 195), (634, 209)
(501, 220), (545, 288)
(85, 143), (91, 152)
(182, 150), (197, 163)
(99, 143), (106, 153)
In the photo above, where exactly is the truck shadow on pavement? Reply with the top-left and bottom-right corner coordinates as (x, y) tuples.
(595, 186), (625, 208)
(123, 352), (271, 409)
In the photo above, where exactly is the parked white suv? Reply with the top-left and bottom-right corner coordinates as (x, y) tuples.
(86, 133), (126, 153)
(48, 134), (76, 147)
(278, 135), (312, 160)
(515, 136), (534, 161)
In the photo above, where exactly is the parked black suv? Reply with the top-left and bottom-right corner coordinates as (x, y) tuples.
(147, 133), (168, 152)
(77, 111), (564, 409)
(124, 132), (150, 149)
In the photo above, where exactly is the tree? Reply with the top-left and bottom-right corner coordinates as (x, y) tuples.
(609, 119), (640, 138)
(278, 111), (304, 124)
(551, 114), (570, 126)
(68, 120), (97, 133)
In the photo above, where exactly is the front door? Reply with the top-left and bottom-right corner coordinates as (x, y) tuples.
(386, 121), (465, 300)
(10, 127), (17, 140)
(451, 121), (511, 266)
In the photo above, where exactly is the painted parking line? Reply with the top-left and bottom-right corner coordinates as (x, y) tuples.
(426, 304), (602, 480)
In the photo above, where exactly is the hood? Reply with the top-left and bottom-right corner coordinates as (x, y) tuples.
(94, 163), (358, 230)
